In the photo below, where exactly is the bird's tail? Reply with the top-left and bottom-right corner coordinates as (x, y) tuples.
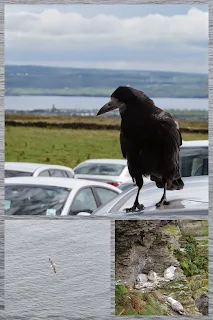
(150, 176), (184, 190)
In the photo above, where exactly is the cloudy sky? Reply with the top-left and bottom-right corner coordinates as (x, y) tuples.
(5, 4), (208, 73)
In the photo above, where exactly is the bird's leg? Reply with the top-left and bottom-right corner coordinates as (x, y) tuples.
(125, 177), (144, 212)
(156, 182), (171, 207)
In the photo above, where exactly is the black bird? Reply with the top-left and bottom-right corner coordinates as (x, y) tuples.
(97, 86), (184, 212)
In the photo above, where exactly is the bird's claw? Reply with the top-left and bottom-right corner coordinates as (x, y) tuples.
(125, 203), (145, 213)
(156, 199), (171, 208)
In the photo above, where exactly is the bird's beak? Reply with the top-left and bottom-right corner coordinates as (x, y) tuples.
(97, 99), (118, 116)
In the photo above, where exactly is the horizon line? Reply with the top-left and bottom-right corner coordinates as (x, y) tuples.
(5, 64), (208, 76)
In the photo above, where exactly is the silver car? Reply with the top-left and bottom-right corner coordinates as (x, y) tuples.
(5, 177), (122, 216)
(74, 159), (149, 187)
(5, 162), (75, 179)
(74, 140), (208, 189)
(91, 176), (208, 218)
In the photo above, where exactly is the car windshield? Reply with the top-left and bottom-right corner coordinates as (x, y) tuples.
(74, 163), (125, 176)
(5, 170), (32, 178)
(179, 147), (208, 177)
(5, 184), (71, 215)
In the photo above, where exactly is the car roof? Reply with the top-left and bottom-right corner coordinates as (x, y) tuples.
(5, 162), (74, 173)
(75, 159), (127, 166)
(5, 176), (122, 192)
(92, 176), (208, 216)
(181, 140), (208, 147)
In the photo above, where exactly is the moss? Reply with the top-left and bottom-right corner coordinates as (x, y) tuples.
(188, 275), (208, 293)
(201, 221), (209, 237)
(162, 224), (180, 235)
(174, 235), (208, 277)
(115, 286), (166, 316)
(142, 294), (165, 316)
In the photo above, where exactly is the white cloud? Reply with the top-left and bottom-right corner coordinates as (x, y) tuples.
(4, 7), (208, 73)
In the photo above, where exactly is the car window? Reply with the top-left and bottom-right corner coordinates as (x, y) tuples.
(95, 187), (118, 204)
(74, 164), (99, 175)
(69, 187), (97, 215)
(74, 163), (125, 176)
(180, 147), (208, 177)
(5, 170), (32, 178)
(38, 170), (50, 177)
(5, 185), (71, 215)
(49, 170), (66, 177)
(64, 170), (74, 178)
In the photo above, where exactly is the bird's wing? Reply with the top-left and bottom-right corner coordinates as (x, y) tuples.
(155, 111), (182, 148)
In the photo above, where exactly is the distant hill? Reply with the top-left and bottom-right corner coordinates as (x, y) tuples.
(5, 65), (208, 98)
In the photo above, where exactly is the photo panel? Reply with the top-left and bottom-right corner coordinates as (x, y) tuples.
(4, 3), (208, 218)
(115, 220), (208, 317)
(4, 219), (111, 318)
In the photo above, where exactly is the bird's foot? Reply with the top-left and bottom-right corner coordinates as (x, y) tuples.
(125, 203), (145, 213)
(156, 199), (171, 208)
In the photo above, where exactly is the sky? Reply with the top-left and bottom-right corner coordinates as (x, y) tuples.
(5, 4), (208, 73)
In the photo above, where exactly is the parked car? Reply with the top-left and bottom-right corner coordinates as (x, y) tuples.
(4, 177), (122, 216)
(118, 181), (137, 192)
(179, 140), (208, 177)
(74, 140), (208, 188)
(116, 140), (209, 192)
(74, 159), (150, 187)
(91, 175), (208, 217)
(5, 162), (75, 179)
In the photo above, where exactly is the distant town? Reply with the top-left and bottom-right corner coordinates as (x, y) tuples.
(6, 105), (208, 121)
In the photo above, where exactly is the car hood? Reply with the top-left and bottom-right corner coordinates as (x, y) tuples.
(93, 176), (208, 217)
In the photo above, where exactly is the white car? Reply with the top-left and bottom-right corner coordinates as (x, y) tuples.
(118, 138), (208, 191)
(4, 177), (122, 216)
(74, 140), (208, 188)
(92, 176), (208, 217)
(74, 159), (150, 187)
(180, 140), (208, 177)
(5, 162), (75, 179)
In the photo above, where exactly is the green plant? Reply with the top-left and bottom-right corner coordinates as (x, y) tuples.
(175, 235), (208, 277)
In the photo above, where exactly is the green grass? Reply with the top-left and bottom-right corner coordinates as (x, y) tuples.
(5, 126), (208, 167)
(5, 126), (121, 167)
(115, 285), (165, 316)
(175, 235), (208, 277)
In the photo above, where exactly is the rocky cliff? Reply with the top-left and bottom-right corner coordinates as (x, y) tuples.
(115, 220), (208, 316)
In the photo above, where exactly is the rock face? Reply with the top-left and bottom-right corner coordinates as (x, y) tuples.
(115, 220), (208, 316)
(115, 221), (182, 284)
(195, 293), (208, 315)
(177, 220), (208, 237)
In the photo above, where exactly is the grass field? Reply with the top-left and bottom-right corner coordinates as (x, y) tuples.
(5, 114), (209, 129)
(5, 125), (208, 168)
